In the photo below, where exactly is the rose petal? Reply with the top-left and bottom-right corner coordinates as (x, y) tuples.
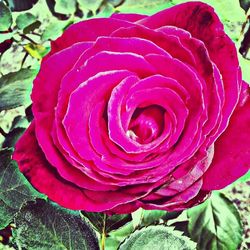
(111, 25), (196, 66)
(142, 180), (203, 211)
(111, 13), (147, 22)
(12, 123), (109, 210)
(145, 54), (205, 165)
(64, 71), (135, 162)
(49, 18), (133, 55)
(202, 82), (250, 190)
(14, 123), (147, 212)
(138, 1), (241, 135)
(32, 43), (116, 190)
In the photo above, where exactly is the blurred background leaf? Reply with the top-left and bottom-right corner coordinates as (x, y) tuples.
(2, 115), (29, 148)
(0, 68), (38, 111)
(54, 0), (76, 15)
(239, 0), (250, 13)
(41, 20), (72, 41)
(24, 43), (49, 59)
(6, 0), (39, 12)
(0, 2), (12, 32)
(15, 12), (37, 30)
(77, 0), (102, 14)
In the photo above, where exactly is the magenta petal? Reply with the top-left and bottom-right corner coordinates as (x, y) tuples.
(142, 180), (203, 211)
(63, 71), (135, 161)
(139, 1), (241, 131)
(202, 83), (250, 190)
(31, 43), (116, 190)
(32, 42), (92, 115)
(13, 123), (144, 212)
(111, 25), (195, 66)
(111, 13), (147, 22)
(49, 18), (132, 55)
(106, 201), (142, 215)
(13, 123), (99, 210)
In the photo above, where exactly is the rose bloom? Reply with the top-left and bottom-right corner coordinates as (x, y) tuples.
(14, 2), (250, 214)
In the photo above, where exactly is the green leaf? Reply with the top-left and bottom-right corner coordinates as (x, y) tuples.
(81, 212), (132, 234)
(239, 19), (250, 60)
(141, 209), (167, 226)
(166, 211), (189, 237)
(2, 127), (26, 148)
(6, 0), (39, 12)
(42, 21), (71, 41)
(107, 221), (134, 250)
(0, 3), (12, 32)
(95, 3), (115, 18)
(131, 208), (143, 229)
(0, 149), (45, 230)
(239, 17), (250, 81)
(108, 0), (124, 7)
(0, 68), (38, 111)
(77, 0), (102, 13)
(187, 192), (243, 250)
(10, 115), (29, 130)
(118, 225), (196, 250)
(132, 209), (181, 228)
(13, 200), (100, 250)
(2, 115), (28, 148)
(106, 236), (121, 250)
(16, 13), (36, 30)
(54, 0), (76, 15)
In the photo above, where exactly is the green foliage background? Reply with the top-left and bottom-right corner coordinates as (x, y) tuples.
(0, 0), (250, 250)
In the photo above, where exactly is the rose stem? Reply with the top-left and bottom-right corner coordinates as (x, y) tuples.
(101, 214), (107, 250)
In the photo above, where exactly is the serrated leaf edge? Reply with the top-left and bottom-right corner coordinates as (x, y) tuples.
(118, 224), (196, 250)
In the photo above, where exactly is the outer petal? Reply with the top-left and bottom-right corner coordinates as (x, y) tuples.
(111, 13), (147, 22)
(202, 82), (250, 190)
(49, 18), (133, 55)
(13, 123), (140, 212)
(13, 123), (94, 210)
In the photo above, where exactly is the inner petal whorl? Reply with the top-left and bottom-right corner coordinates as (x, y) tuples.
(127, 105), (165, 144)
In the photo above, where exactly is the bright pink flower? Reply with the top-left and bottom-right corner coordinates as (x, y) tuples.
(14, 2), (250, 213)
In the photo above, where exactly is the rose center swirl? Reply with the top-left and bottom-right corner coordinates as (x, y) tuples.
(127, 105), (165, 144)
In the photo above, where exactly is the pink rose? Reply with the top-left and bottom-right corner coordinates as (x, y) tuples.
(14, 2), (250, 214)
